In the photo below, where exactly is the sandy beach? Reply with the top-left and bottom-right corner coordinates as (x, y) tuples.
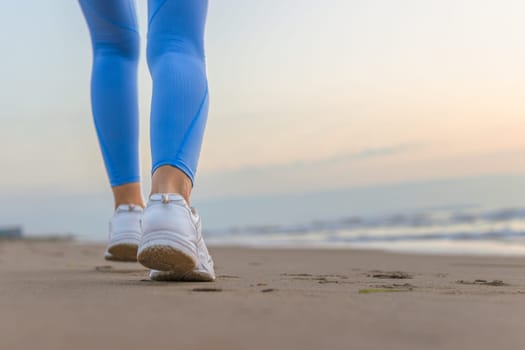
(1, 240), (525, 349)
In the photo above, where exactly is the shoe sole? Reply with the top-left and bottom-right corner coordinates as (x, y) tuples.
(106, 243), (138, 262)
(138, 245), (197, 272)
(138, 232), (198, 272)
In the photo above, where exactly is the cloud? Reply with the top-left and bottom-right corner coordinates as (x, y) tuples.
(206, 142), (423, 175)
(310, 143), (424, 166)
(192, 142), (424, 199)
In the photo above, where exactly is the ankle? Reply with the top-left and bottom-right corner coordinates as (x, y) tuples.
(112, 182), (145, 209)
(150, 165), (192, 205)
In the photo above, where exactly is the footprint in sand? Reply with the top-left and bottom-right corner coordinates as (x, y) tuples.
(456, 279), (507, 286)
(373, 283), (416, 290)
(281, 273), (350, 284)
(192, 288), (223, 292)
(95, 265), (113, 272)
(367, 270), (412, 279)
(359, 288), (412, 294)
(94, 265), (146, 274)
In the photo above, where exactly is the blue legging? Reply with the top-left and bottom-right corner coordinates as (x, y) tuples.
(79, 0), (209, 187)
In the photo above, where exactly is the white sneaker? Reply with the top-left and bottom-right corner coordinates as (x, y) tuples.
(104, 204), (143, 262)
(137, 193), (215, 281)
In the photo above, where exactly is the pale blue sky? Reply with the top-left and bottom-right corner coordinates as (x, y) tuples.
(0, 0), (524, 204)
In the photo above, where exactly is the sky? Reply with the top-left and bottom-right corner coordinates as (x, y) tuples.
(0, 1), (524, 236)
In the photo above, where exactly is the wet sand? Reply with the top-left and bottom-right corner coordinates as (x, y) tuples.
(1, 240), (525, 349)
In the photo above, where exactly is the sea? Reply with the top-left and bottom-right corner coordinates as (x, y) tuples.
(2, 174), (525, 256)
(194, 174), (525, 256)
(204, 204), (525, 256)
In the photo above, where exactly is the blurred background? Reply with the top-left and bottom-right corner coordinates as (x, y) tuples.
(0, 0), (524, 254)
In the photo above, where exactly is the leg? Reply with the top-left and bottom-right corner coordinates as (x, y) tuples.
(138, 0), (214, 281)
(147, 0), (210, 205)
(79, 0), (144, 208)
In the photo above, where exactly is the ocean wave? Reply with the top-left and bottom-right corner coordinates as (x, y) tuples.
(207, 207), (525, 235)
(205, 207), (525, 246)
